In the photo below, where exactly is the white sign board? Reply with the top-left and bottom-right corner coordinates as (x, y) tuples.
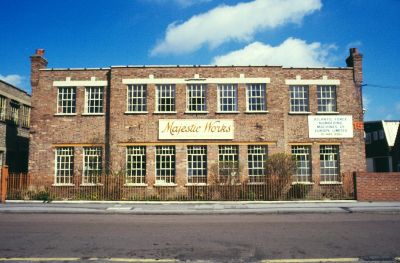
(159, 119), (234, 140)
(308, 115), (353, 138)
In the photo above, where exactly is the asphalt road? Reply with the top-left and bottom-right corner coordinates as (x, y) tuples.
(0, 213), (399, 262)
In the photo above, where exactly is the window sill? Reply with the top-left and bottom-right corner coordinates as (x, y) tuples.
(316, 111), (339, 115)
(153, 111), (177, 115)
(291, 182), (314, 185)
(245, 110), (269, 114)
(154, 183), (177, 187)
(54, 113), (77, 116)
(216, 111), (240, 114)
(52, 183), (75, 187)
(319, 181), (342, 185)
(124, 111), (148, 115)
(124, 183), (148, 187)
(288, 111), (312, 115)
(184, 111), (209, 114)
(185, 183), (207, 186)
(80, 183), (104, 186)
(81, 113), (105, 116)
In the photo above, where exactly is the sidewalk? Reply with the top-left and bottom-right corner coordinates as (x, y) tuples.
(1, 200), (400, 214)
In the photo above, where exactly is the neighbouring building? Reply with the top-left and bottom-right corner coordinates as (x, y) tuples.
(0, 79), (31, 173)
(365, 120), (400, 172)
(28, 48), (365, 199)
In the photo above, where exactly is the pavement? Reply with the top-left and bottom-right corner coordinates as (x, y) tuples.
(1, 200), (400, 214)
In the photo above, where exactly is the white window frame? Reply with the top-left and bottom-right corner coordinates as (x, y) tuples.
(126, 146), (146, 185)
(186, 84), (207, 113)
(248, 145), (267, 183)
(217, 84), (238, 113)
(317, 85), (337, 113)
(291, 145), (312, 183)
(155, 84), (176, 113)
(218, 145), (239, 182)
(57, 87), (76, 114)
(126, 84), (147, 113)
(246, 84), (267, 112)
(83, 147), (102, 185)
(289, 85), (309, 113)
(187, 146), (207, 184)
(155, 146), (176, 185)
(54, 147), (74, 185)
(84, 86), (104, 114)
(320, 145), (340, 183)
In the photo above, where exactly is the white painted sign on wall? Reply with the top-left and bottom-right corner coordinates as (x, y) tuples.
(159, 119), (234, 140)
(308, 115), (353, 138)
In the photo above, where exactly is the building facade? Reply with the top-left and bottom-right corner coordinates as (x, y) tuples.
(28, 49), (365, 197)
(365, 120), (400, 172)
(0, 79), (31, 173)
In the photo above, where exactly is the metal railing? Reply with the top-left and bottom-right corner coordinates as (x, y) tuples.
(6, 172), (355, 201)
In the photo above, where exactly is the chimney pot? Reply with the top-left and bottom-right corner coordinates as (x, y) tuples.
(35, 49), (45, 56)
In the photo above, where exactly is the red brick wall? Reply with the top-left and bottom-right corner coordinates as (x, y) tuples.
(356, 172), (400, 201)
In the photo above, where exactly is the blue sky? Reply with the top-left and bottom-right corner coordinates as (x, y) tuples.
(0, 0), (399, 121)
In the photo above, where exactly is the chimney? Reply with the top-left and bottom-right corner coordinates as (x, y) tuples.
(346, 48), (363, 86)
(30, 49), (48, 89)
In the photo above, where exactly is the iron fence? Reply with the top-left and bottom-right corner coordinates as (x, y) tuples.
(6, 172), (355, 201)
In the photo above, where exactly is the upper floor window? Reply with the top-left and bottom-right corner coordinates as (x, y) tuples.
(365, 133), (371, 144)
(57, 87), (76, 114)
(379, 130), (385, 140)
(0, 96), (6, 121)
(9, 101), (19, 125)
(156, 84), (175, 113)
(289, 85), (309, 113)
(317, 85), (337, 112)
(246, 84), (267, 112)
(55, 147), (74, 185)
(83, 147), (102, 185)
(218, 84), (238, 112)
(20, 105), (30, 128)
(85, 87), (103, 114)
(127, 84), (147, 112)
(186, 84), (207, 112)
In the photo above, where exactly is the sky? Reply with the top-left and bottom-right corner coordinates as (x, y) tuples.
(0, 0), (399, 121)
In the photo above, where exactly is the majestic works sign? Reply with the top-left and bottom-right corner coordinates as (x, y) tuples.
(159, 119), (234, 140)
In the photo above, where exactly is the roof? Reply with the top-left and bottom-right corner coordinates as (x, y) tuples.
(382, 121), (400, 147)
(0, 79), (31, 97)
(40, 65), (353, 71)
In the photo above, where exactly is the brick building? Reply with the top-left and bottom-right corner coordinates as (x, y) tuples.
(0, 79), (31, 173)
(28, 48), (365, 198)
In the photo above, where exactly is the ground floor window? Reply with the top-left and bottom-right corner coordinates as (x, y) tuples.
(156, 146), (176, 184)
(291, 145), (312, 183)
(83, 147), (102, 184)
(187, 146), (207, 184)
(55, 147), (74, 185)
(248, 145), (267, 183)
(218, 145), (239, 183)
(320, 145), (340, 182)
(126, 146), (146, 184)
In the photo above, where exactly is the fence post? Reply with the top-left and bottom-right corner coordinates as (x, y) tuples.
(1, 165), (9, 203)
